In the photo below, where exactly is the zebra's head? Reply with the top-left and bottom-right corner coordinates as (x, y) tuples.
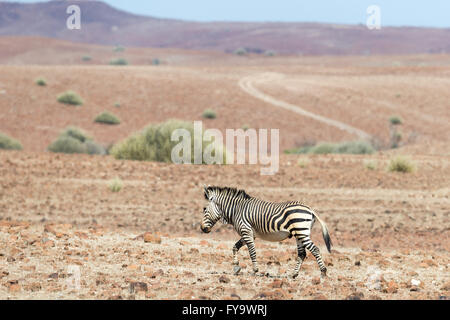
(201, 186), (223, 233)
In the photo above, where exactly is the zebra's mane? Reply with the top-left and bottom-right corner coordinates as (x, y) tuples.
(206, 186), (252, 200)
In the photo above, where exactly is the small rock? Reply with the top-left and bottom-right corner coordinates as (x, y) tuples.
(346, 292), (364, 300)
(422, 259), (437, 267)
(384, 280), (398, 294)
(441, 281), (450, 291)
(312, 277), (321, 285)
(127, 264), (139, 271)
(219, 275), (230, 283)
(8, 283), (21, 293)
(42, 239), (55, 248)
(199, 240), (209, 246)
(411, 279), (421, 286)
(355, 260), (361, 266)
(143, 232), (161, 244)
(269, 279), (284, 288)
(48, 273), (59, 279)
(178, 289), (195, 300)
(129, 282), (148, 293)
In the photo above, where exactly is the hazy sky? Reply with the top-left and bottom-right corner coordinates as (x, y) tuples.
(6, 0), (450, 27)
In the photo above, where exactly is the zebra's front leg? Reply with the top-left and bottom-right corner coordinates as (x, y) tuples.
(291, 238), (306, 279)
(232, 239), (244, 275)
(242, 231), (259, 275)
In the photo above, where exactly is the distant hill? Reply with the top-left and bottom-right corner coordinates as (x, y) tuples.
(1, 0), (450, 55)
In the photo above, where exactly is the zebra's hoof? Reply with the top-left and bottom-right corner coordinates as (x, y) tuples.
(233, 265), (241, 275)
(321, 270), (327, 279)
(290, 273), (299, 279)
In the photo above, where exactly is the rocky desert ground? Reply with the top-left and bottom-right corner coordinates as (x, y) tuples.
(0, 37), (449, 299)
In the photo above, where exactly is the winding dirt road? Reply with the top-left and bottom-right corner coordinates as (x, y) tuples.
(238, 73), (372, 140)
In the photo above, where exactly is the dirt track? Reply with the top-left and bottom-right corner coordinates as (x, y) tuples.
(0, 151), (448, 299)
(238, 73), (371, 140)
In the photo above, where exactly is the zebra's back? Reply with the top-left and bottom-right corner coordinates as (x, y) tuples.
(243, 199), (315, 239)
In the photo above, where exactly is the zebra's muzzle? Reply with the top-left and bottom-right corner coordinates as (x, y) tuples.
(201, 225), (211, 233)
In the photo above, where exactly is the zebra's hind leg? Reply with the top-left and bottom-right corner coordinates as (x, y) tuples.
(303, 238), (327, 277)
(291, 237), (306, 279)
(241, 231), (259, 275)
(232, 239), (244, 275)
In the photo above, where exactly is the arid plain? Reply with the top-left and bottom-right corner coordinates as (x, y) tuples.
(0, 37), (449, 299)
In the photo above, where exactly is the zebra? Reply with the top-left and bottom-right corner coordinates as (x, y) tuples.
(200, 186), (332, 278)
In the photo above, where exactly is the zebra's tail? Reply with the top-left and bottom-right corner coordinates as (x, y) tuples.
(312, 211), (332, 253)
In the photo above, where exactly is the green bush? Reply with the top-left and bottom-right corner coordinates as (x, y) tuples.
(110, 58), (129, 66)
(389, 116), (403, 125)
(61, 126), (91, 143)
(297, 158), (309, 168)
(202, 109), (217, 119)
(333, 141), (375, 155)
(82, 56), (92, 62)
(285, 140), (375, 155)
(94, 111), (121, 125)
(111, 119), (227, 164)
(48, 127), (105, 155)
(310, 142), (337, 154)
(109, 177), (123, 192)
(57, 91), (84, 106)
(364, 159), (377, 170)
(152, 58), (160, 65)
(85, 140), (106, 155)
(48, 136), (86, 154)
(234, 48), (247, 56)
(0, 132), (23, 150)
(114, 102), (121, 108)
(35, 78), (47, 86)
(113, 46), (125, 52)
(388, 156), (416, 173)
(264, 50), (276, 57)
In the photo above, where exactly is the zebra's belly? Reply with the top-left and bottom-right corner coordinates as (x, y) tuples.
(255, 231), (290, 242)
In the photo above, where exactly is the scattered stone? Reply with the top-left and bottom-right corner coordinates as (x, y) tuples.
(129, 282), (148, 293)
(8, 283), (21, 293)
(312, 277), (321, 285)
(24, 282), (41, 292)
(219, 275), (230, 283)
(199, 240), (209, 246)
(269, 279), (285, 288)
(127, 264), (139, 271)
(48, 273), (59, 279)
(230, 293), (241, 300)
(355, 260), (361, 266)
(42, 238), (55, 248)
(255, 289), (290, 300)
(346, 292), (364, 300)
(441, 281), (450, 291)
(143, 232), (161, 244)
(422, 259), (437, 267)
(44, 224), (72, 238)
(384, 281), (398, 294)
(178, 289), (195, 300)
(411, 279), (421, 286)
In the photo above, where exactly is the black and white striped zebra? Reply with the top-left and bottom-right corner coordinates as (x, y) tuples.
(200, 186), (332, 278)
